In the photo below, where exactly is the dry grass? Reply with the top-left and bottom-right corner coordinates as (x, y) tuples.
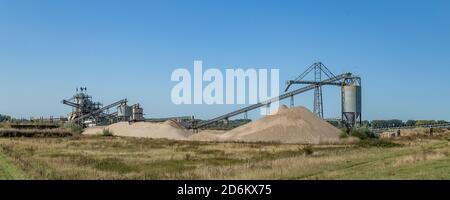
(0, 134), (449, 180)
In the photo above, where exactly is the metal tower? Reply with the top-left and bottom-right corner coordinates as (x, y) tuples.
(285, 62), (336, 119)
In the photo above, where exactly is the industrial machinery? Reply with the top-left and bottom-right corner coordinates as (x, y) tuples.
(189, 72), (355, 131)
(341, 76), (362, 127)
(62, 87), (102, 121)
(117, 103), (132, 121)
(62, 87), (134, 127)
(285, 62), (362, 128)
(285, 62), (337, 118)
(131, 104), (144, 121)
(188, 62), (362, 131)
(116, 103), (144, 122)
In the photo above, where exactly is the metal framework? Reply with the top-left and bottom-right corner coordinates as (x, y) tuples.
(72, 99), (127, 123)
(62, 87), (127, 126)
(285, 62), (337, 119)
(190, 72), (354, 130)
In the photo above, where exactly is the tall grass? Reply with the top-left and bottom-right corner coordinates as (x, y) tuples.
(344, 127), (401, 148)
(63, 122), (83, 134)
(349, 127), (376, 140)
(102, 129), (114, 137)
(0, 134), (446, 180)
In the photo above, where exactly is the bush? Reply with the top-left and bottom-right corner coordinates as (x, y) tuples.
(0, 128), (72, 137)
(358, 139), (401, 148)
(0, 114), (11, 122)
(444, 136), (450, 142)
(349, 127), (376, 140)
(184, 153), (192, 160)
(303, 145), (314, 156)
(102, 129), (114, 137)
(63, 122), (83, 134)
(339, 132), (349, 139)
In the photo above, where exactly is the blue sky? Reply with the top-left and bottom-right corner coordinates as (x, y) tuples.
(0, 0), (449, 121)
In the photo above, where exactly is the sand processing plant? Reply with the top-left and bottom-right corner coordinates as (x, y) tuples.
(188, 62), (362, 132)
(60, 62), (362, 131)
(62, 88), (144, 127)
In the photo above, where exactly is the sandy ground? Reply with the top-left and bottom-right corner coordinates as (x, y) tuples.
(189, 130), (226, 141)
(219, 105), (344, 144)
(83, 121), (191, 140)
(84, 106), (350, 144)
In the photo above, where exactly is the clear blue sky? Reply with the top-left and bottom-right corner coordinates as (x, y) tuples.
(1, 0), (449, 121)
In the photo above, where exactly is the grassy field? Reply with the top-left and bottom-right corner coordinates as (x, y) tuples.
(0, 134), (449, 180)
(0, 152), (26, 179)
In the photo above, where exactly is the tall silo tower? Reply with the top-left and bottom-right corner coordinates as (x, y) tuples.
(342, 77), (362, 128)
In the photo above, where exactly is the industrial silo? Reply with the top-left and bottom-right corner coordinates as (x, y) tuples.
(117, 104), (132, 121)
(342, 77), (362, 127)
(131, 104), (144, 121)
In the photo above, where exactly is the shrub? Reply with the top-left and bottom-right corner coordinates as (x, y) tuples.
(184, 153), (192, 160)
(0, 128), (72, 137)
(0, 114), (11, 122)
(102, 129), (114, 137)
(445, 137), (450, 142)
(339, 132), (349, 139)
(303, 145), (314, 156)
(63, 122), (83, 134)
(433, 128), (446, 133)
(349, 127), (376, 140)
(358, 139), (401, 148)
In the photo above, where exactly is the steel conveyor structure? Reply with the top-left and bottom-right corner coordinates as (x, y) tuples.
(73, 99), (127, 122)
(191, 72), (353, 130)
(62, 99), (82, 109)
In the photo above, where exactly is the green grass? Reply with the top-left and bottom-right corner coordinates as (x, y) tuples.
(0, 152), (26, 180)
(63, 122), (83, 134)
(101, 129), (114, 137)
(299, 141), (449, 180)
(0, 135), (448, 180)
(357, 138), (402, 148)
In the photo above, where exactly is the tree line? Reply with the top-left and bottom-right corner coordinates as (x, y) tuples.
(0, 114), (11, 122)
(362, 119), (448, 129)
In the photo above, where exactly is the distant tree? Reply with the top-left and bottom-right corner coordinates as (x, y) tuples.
(371, 119), (403, 128)
(405, 120), (417, 126)
(370, 120), (386, 129)
(361, 120), (371, 127)
(326, 120), (340, 128)
(416, 120), (437, 126)
(387, 119), (404, 127)
(0, 114), (11, 122)
(405, 120), (413, 126)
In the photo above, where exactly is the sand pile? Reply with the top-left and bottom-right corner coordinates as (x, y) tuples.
(399, 128), (430, 137)
(190, 130), (226, 141)
(84, 106), (348, 144)
(83, 121), (190, 140)
(212, 105), (344, 144)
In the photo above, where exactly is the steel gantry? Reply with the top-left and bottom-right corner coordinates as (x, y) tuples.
(285, 62), (338, 119)
(190, 72), (354, 130)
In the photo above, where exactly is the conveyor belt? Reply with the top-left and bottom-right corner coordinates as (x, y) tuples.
(191, 73), (353, 129)
(73, 99), (127, 122)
